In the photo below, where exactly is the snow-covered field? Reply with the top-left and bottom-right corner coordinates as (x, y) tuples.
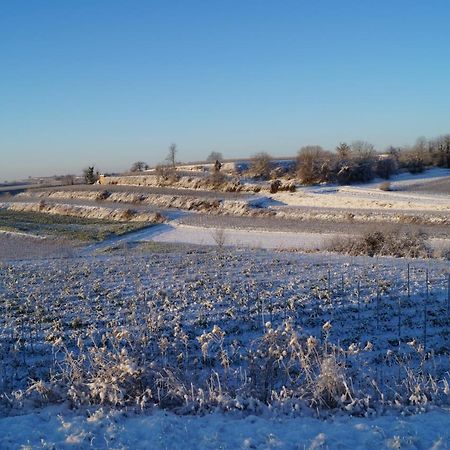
(271, 169), (450, 214)
(1, 170), (450, 448)
(149, 223), (333, 250)
(1, 248), (450, 447)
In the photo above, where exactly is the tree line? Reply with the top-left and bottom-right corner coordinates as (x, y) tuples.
(251, 134), (450, 185)
(88, 134), (450, 186)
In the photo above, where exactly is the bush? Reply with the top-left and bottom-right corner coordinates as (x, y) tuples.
(297, 146), (334, 184)
(269, 179), (282, 193)
(328, 227), (431, 258)
(375, 157), (397, 179)
(379, 181), (391, 191)
(121, 209), (137, 220)
(250, 152), (272, 179)
(208, 169), (226, 188)
(334, 141), (376, 184)
(335, 161), (374, 184)
(155, 164), (179, 184)
(96, 190), (111, 201)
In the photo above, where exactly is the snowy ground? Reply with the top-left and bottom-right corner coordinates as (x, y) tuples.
(149, 223), (333, 250)
(267, 169), (450, 214)
(2, 170), (450, 448)
(1, 406), (449, 449)
(3, 169), (450, 254)
(1, 245), (450, 448)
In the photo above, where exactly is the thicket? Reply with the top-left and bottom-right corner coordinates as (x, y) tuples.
(328, 227), (431, 258)
(276, 134), (450, 186)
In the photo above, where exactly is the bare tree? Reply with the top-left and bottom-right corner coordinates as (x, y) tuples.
(429, 135), (450, 168)
(399, 137), (430, 173)
(351, 141), (375, 160)
(166, 143), (177, 169)
(130, 161), (148, 172)
(251, 152), (272, 179)
(61, 174), (75, 185)
(297, 146), (333, 184)
(211, 228), (226, 249)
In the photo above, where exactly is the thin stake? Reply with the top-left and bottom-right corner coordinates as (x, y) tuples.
(398, 295), (401, 350)
(328, 267), (331, 297)
(376, 284), (380, 333)
(407, 263), (410, 298)
(447, 273), (450, 319)
(357, 279), (361, 328)
(424, 269), (429, 353)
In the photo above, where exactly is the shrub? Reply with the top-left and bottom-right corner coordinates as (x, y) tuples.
(155, 164), (179, 184)
(269, 179), (282, 193)
(335, 141), (376, 184)
(328, 227), (431, 258)
(379, 181), (391, 191)
(96, 190), (111, 201)
(375, 156), (397, 179)
(250, 152), (272, 179)
(296, 146), (334, 184)
(208, 170), (226, 188)
(121, 208), (136, 220)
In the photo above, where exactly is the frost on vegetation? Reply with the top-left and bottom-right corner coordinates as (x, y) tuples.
(0, 250), (449, 418)
(328, 228), (432, 258)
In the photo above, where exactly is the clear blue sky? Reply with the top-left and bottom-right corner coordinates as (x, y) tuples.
(1, 0), (450, 181)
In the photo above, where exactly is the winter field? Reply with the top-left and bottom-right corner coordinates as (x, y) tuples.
(1, 247), (450, 447)
(1, 169), (450, 448)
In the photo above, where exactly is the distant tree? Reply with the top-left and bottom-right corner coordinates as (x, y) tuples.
(83, 166), (99, 184)
(351, 141), (375, 160)
(430, 135), (450, 168)
(250, 152), (272, 179)
(296, 146), (333, 184)
(398, 138), (431, 173)
(130, 161), (148, 172)
(334, 141), (376, 184)
(166, 143), (177, 169)
(155, 144), (180, 184)
(207, 151), (223, 163)
(336, 142), (351, 161)
(62, 174), (75, 185)
(386, 146), (401, 162)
